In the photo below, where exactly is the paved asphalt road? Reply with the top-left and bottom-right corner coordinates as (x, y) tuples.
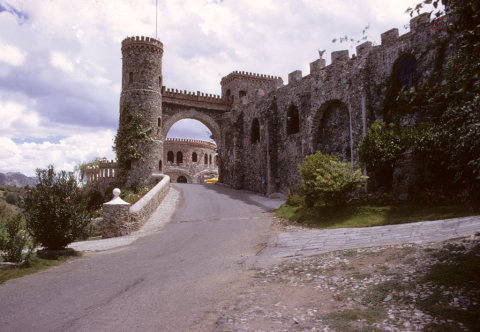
(0, 184), (284, 332)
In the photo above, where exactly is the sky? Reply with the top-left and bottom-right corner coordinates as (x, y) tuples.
(0, 0), (424, 176)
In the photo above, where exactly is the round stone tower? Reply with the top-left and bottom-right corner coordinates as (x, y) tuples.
(120, 36), (164, 186)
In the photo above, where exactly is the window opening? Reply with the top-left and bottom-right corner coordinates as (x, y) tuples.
(394, 55), (417, 92)
(177, 151), (183, 164)
(287, 105), (300, 135)
(167, 151), (174, 163)
(192, 152), (197, 163)
(129, 72), (134, 84)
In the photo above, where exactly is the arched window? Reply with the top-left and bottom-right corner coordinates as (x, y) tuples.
(159, 160), (162, 172)
(129, 72), (134, 84)
(209, 154), (212, 164)
(167, 151), (174, 163)
(226, 89), (231, 101)
(251, 118), (260, 143)
(204, 154), (208, 164)
(177, 151), (183, 164)
(192, 152), (197, 163)
(393, 55), (417, 92)
(158, 117), (161, 127)
(239, 90), (247, 98)
(287, 105), (300, 135)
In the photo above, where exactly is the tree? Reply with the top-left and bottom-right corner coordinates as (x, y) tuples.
(358, 122), (414, 191)
(74, 157), (101, 183)
(21, 165), (92, 250)
(298, 151), (367, 206)
(403, 0), (480, 209)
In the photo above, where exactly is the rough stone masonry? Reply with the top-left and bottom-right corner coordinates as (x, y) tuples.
(116, 13), (454, 196)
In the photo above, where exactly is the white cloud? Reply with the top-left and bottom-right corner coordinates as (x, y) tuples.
(0, 39), (26, 66)
(51, 52), (75, 73)
(0, 131), (116, 176)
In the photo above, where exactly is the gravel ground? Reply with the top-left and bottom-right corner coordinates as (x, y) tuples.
(215, 227), (480, 332)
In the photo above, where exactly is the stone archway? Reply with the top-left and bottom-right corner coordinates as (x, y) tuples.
(162, 109), (221, 143)
(312, 99), (353, 163)
(177, 175), (188, 183)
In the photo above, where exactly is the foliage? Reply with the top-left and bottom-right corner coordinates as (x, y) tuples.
(0, 201), (15, 220)
(120, 185), (152, 205)
(21, 165), (93, 250)
(298, 151), (367, 206)
(0, 214), (31, 263)
(286, 194), (305, 207)
(358, 122), (415, 190)
(4, 193), (18, 205)
(402, 0), (480, 210)
(411, 187), (449, 206)
(113, 103), (153, 187)
(74, 157), (101, 183)
(332, 23), (377, 47)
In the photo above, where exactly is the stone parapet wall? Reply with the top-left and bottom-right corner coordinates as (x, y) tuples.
(128, 175), (170, 230)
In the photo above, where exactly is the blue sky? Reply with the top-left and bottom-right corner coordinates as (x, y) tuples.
(0, 0), (427, 176)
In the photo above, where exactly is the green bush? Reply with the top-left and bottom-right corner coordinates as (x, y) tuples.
(298, 151), (367, 206)
(0, 201), (14, 220)
(0, 214), (30, 263)
(4, 193), (18, 205)
(21, 165), (93, 250)
(286, 194), (305, 207)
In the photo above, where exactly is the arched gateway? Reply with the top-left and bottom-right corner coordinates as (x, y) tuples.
(116, 18), (449, 196)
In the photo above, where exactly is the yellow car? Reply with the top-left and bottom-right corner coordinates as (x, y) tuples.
(205, 177), (218, 184)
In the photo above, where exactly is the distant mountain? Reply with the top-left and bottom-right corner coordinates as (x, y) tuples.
(0, 172), (38, 187)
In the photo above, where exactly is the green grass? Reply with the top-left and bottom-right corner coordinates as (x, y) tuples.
(322, 307), (387, 332)
(276, 203), (476, 229)
(0, 252), (81, 284)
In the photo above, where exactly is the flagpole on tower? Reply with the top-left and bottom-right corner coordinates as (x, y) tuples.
(155, 0), (158, 40)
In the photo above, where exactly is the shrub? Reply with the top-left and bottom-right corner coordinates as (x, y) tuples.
(4, 193), (18, 205)
(21, 165), (93, 250)
(0, 214), (31, 263)
(0, 201), (14, 220)
(411, 187), (449, 206)
(286, 194), (305, 207)
(298, 151), (367, 206)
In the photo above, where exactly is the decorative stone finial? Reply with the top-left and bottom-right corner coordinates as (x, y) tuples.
(104, 188), (130, 205)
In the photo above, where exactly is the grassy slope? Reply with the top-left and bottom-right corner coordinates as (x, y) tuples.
(276, 204), (477, 229)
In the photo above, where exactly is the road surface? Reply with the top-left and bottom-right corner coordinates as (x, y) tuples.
(0, 184), (284, 332)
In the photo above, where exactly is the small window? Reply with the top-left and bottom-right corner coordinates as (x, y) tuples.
(226, 89), (231, 100)
(159, 75), (162, 87)
(129, 72), (134, 84)
(239, 90), (247, 98)
(167, 151), (174, 163)
(177, 151), (183, 164)
(251, 118), (260, 143)
(158, 117), (161, 127)
(287, 105), (300, 135)
(159, 160), (162, 172)
(125, 160), (132, 170)
(204, 154), (208, 164)
(209, 154), (212, 164)
(192, 152), (197, 163)
(394, 55), (417, 92)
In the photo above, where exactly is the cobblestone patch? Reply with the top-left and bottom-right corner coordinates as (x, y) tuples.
(216, 234), (480, 332)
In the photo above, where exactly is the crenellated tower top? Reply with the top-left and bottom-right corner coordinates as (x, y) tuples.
(121, 36), (164, 53)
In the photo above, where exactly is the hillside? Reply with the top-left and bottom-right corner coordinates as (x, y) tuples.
(0, 172), (38, 187)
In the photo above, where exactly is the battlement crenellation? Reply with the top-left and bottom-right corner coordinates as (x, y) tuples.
(121, 36), (164, 51)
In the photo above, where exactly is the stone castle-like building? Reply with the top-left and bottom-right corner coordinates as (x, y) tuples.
(113, 12), (451, 196)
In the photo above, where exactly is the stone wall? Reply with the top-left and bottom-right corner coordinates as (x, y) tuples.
(115, 14), (454, 197)
(128, 174), (170, 230)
